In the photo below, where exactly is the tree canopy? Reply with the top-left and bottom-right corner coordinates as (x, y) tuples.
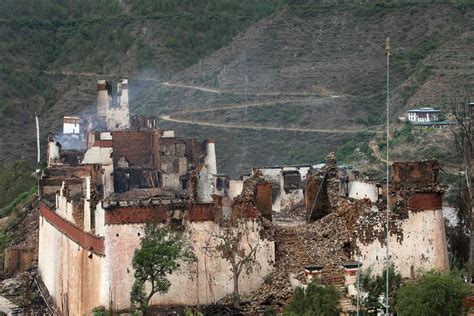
(283, 280), (341, 316)
(131, 224), (196, 312)
(395, 270), (470, 316)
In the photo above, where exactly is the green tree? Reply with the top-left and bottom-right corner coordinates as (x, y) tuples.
(283, 280), (341, 316)
(358, 265), (401, 314)
(395, 270), (470, 316)
(131, 224), (196, 313)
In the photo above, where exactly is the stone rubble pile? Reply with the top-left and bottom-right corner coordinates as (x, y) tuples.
(242, 197), (376, 312)
(4, 200), (39, 250)
(233, 169), (266, 204)
(0, 265), (52, 314)
(356, 204), (405, 246)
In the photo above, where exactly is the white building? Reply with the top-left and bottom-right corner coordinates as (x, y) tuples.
(63, 116), (81, 134)
(407, 107), (440, 123)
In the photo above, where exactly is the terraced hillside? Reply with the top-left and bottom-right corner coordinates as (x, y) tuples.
(166, 3), (473, 113)
(138, 2), (473, 176)
(0, 1), (473, 205)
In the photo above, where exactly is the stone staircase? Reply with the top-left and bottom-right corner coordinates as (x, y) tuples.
(337, 285), (357, 315)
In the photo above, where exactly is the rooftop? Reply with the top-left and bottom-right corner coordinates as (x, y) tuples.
(408, 107), (440, 113)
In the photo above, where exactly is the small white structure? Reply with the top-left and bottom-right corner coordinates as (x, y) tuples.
(63, 116), (80, 134)
(347, 180), (379, 202)
(257, 165), (311, 212)
(407, 107), (440, 123)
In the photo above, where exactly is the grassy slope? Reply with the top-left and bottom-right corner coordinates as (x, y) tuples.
(138, 2), (473, 176)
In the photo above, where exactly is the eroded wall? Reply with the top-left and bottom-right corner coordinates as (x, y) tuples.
(38, 214), (106, 315)
(357, 210), (448, 278)
(104, 220), (274, 310)
(40, 198), (274, 314)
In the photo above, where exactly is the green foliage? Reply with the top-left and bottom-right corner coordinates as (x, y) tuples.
(126, 0), (286, 68)
(0, 161), (36, 212)
(131, 224), (196, 312)
(91, 306), (112, 316)
(395, 39), (438, 68)
(359, 265), (402, 314)
(395, 270), (470, 316)
(336, 132), (376, 163)
(283, 280), (341, 316)
(184, 307), (203, 316)
(0, 188), (36, 218)
(390, 121), (414, 146)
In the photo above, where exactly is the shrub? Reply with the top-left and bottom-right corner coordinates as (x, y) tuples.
(359, 265), (402, 314)
(283, 280), (341, 316)
(395, 270), (470, 316)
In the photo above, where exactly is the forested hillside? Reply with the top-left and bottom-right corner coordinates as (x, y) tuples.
(0, 0), (286, 209)
(0, 0), (473, 209)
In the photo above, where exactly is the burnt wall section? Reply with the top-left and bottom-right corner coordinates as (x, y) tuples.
(391, 160), (443, 212)
(112, 131), (163, 193)
(392, 160), (439, 190)
(105, 206), (169, 225)
(305, 152), (341, 223)
(40, 165), (104, 203)
(131, 115), (157, 130)
(214, 175), (230, 197)
(256, 183), (273, 221)
(96, 79), (130, 131)
(305, 172), (330, 221)
(112, 131), (161, 169)
(39, 202), (105, 256)
(159, 137), (209, 192)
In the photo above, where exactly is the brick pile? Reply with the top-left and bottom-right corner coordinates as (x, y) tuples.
(356, 203), (405, 246)
(241, 197), (376, 312)
(231, 169), (267, 219)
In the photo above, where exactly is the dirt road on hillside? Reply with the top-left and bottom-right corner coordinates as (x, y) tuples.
(160, 115), (376, 134)
(160, 81), (382, 134)
(161, 81), (345, 97)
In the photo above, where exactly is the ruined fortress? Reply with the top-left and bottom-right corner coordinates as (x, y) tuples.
(35, 80), (448, 314)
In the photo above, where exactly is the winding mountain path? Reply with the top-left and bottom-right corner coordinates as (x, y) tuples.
(159, 81), (383, 134)
(160, 81), (345, 97)
(42, 69), (381, 134)
(160, 115), (373, 134)
(369, 140), (391, 164)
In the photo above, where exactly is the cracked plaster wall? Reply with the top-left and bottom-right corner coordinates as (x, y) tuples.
(357, 209), (448, 278)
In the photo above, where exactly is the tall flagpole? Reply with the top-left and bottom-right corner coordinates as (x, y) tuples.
(36, 112), (40, 163)
(385, 36), (391, 316)
(36, 112), (41, 197)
